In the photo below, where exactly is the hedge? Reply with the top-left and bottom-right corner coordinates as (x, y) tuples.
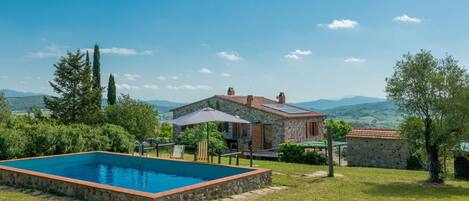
(0, 123), (135, 160)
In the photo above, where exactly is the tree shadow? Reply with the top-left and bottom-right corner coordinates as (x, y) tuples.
(361, 181), (469, 199)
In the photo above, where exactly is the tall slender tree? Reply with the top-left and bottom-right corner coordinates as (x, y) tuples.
(92, 43), (102, 108)
(78, 51), (100, 124)
(107, 74), (116, 105)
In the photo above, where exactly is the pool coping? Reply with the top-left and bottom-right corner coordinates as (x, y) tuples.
(0, 151), (271, 199)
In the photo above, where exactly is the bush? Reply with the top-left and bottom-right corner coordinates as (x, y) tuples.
(302, 151), (327, 165)
(279, 142), (305, 163)
(279, 142), (327, 165)
(407, 153), (424, 170)
(0, 127), (26, 160)
(179, 122), (228, 154)
(100, 124), (134, 152)
(22, 123), (57, 157)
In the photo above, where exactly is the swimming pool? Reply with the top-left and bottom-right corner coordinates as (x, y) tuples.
(0, 152), (271, 201)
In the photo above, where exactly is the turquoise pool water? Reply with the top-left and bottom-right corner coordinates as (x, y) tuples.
(0, 152), (252, 193)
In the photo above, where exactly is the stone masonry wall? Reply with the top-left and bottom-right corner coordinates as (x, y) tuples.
(347, 137), (409, 169)
(283, 117), (324, 143)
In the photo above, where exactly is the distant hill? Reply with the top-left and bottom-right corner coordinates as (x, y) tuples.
(323, 101), (402, 128)
(6, 95), (47, 111)
(293, 96), (386, 110)
(145, 100), (185, 113)
(1, 89), (44, 97)
(3, 91), (184, 113)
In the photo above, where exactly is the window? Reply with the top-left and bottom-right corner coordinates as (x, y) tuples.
(305, 122), (318, 138)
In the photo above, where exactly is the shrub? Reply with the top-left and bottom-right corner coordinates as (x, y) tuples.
(179, 122), (228, 154)
(302, 151), (327, 165)
(100, 124), (134, 152)
(279, 142), (305, 163)
(22, 123), (57, 157)
(407, 153), (424, 170)
(279, 142), (327, 165)
(0, 127), (26, 160)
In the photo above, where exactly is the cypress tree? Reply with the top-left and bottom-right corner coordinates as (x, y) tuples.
(107, 74), (116, 105)
(92, 43), (103, 108)
(78, 51), (100, 124)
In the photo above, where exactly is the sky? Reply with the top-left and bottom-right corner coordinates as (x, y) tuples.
(1, 0), (469, 103)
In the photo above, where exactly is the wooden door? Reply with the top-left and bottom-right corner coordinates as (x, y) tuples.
(252, 124), (263, 150)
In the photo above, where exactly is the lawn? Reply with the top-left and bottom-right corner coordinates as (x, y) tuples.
(1, 152), (469, 201)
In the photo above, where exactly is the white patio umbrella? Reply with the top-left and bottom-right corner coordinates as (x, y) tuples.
(170, 107), (250, 162)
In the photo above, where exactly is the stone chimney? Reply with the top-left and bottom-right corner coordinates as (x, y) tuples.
(227, 87), (235, 96)
(277, 92), (286, 104)
(246, 95), (254, 107)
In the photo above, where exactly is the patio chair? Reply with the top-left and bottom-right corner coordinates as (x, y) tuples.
(197, 141), (208, 161)
(171, 145), (185, 159)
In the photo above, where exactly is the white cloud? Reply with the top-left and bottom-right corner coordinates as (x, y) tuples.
(115, 83), (139, 90)
(158, 75), (178, 80)
(82, 48), (154, 56)
(30, 52), (61, 59)
(393, 15), (422, 23)
(167, 85), (212, 90)
(143, 84), (160, 90)
(319, 19), (358, 29)
(221, 73), (231, 77)
(30, 44), (67, 59)
(344, 57), (366, 64)
(199, 68), (212, 74)
(216, 51), (241, 61)
(285, 49), (312, 60)
(123, 73), (141, 81)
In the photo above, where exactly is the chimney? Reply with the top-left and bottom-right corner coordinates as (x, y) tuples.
(277, 92), (286, 104)
(227, 87), (235, 96)
(246, 95), (254, 107)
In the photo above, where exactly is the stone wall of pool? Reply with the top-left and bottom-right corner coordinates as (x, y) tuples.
(0, 152), (272, 201)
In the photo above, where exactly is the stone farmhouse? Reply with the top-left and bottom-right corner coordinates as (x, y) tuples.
(171, 87), (325, 151)
(346, 128), (409, 169)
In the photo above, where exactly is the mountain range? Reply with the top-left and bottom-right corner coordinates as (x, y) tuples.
(292, 96), (386, 110)
(1, 89), (400, 128)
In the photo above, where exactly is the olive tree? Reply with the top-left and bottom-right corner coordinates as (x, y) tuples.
(386, 50), (469, 183)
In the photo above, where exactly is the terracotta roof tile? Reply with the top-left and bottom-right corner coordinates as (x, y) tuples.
(215, 95), (324, 119)
(346, 128), (402, 140)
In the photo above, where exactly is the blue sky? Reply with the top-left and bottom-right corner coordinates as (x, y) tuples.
(1, 0), (469, 102)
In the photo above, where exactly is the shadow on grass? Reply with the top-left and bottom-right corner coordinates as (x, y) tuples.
(361, 181), (469, 199)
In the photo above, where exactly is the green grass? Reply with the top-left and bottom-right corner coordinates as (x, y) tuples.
(0, 189), (47, 201)
(2, 152), (469, 201)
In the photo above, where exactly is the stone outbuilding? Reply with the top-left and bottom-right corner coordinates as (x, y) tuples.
(346, 128), (409, 169)
(171, 88), (325, 151)
(454, 142), (469, 180)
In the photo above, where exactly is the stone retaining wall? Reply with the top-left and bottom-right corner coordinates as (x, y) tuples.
(0, 152), (272, 201)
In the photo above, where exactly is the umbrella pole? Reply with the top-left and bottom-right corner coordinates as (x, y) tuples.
(207, 122), (210, 163)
